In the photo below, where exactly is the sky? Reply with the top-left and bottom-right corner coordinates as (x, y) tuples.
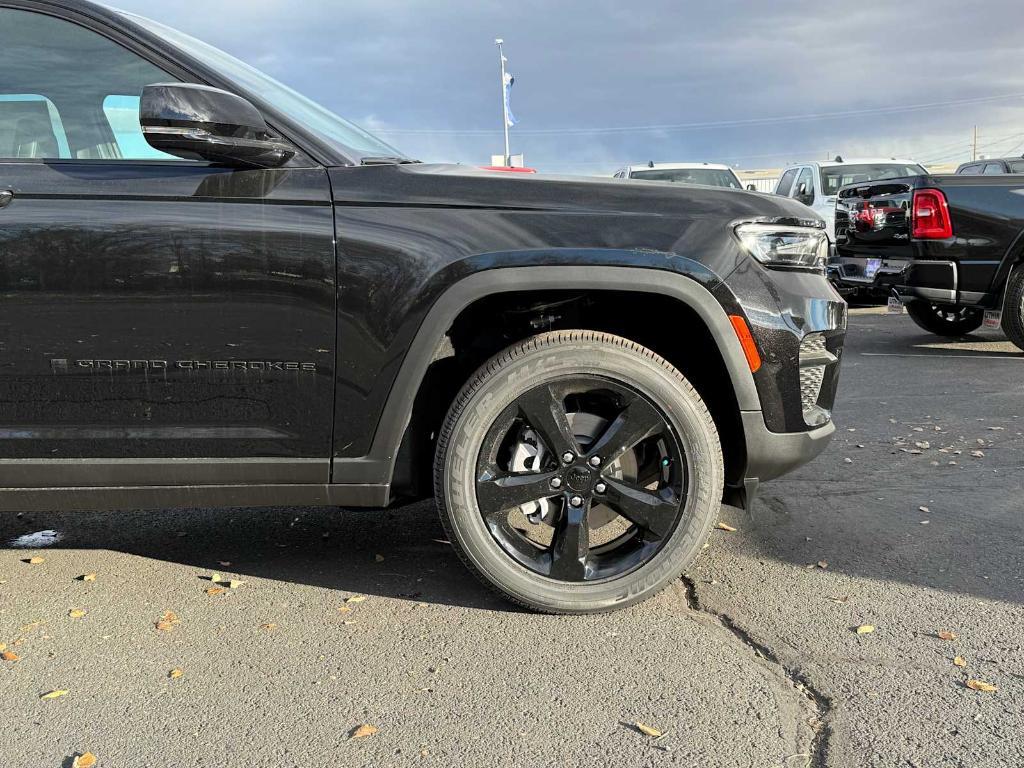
(110, 0), (1024, 175)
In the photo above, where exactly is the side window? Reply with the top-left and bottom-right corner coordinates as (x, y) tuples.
(983, 163), (1005, 175)
(0, 8), (183, 161)
(959, 164), (982, 175)
(776, 169), (798, 196)
(795, 167), (815, 203)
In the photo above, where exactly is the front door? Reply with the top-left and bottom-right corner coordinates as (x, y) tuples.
(0, 6), (336, 487)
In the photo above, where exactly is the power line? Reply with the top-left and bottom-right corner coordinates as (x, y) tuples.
(374, 91), (1024, 136)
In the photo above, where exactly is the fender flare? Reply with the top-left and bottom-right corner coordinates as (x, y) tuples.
(331, 265), (761, 486)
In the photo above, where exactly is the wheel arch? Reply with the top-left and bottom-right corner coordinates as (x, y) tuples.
(332, 263), (762, 500)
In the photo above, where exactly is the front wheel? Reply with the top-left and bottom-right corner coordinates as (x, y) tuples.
(433, 331), (724, 614)
(905, 300), (983, 337)
(1001, 265), (1024, 352)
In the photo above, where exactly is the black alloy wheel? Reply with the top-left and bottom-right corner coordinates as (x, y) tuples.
(474, 377), (686, 583)
(434, 331), (723, 614)
(905, 300), (983, 337)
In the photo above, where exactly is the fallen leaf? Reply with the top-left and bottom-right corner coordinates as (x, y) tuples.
(260, 623), (278, 631)
(715, 523), (737, 532)
(343, 620), (358, 626)
(971, 450), (985, 459)
(209, 572), (224, 584)
(40, 689), (69, 700)
(374, 554), (385, 563)
(635, 722), (663, 738)
(68, 609), (87, 620)
(953, 656), (967, 668)
(24, 557), (44, 565)
(205, 587), (226, 597)
(966, 679), (997, 693)
(0, 643), (5, 652)
(218, 561), (232, 567)
(345, 595), (368, 604)
(937, 630), (958, 641)
(856, 625), (875, 635)
(349, 724), (379, 739)
(72, 753), (97, 768)
(826, 596), (850, 603)
(79, 574), (97, 582)
(154, 610), (180, 631)
(227, 580), (245, 590)
(169, 668), (184, 679)
(817, 561), (829, 570)
(337, 606), (353, 615)
(1, 651), (19, 662)
(919, 506), (931, 513)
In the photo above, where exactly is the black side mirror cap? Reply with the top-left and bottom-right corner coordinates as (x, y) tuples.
(140, 83), (295, 168)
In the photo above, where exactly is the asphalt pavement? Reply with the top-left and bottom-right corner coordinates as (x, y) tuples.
(1, 307), (1021, 768)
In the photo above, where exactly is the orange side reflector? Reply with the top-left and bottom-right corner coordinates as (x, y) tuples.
(729, 315), (762, 373)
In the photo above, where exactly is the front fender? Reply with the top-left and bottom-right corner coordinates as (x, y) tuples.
(332, 257), (761, 487)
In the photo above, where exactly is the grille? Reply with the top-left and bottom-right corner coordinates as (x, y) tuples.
(799, 334), (830, 424)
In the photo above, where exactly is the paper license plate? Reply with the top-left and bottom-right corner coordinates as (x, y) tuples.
(983, 310), (1002, 329)
(887, 296), (905, 315)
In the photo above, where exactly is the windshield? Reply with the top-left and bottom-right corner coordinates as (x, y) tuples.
(121, 12), (405, 161)
(821, 164), (925, 195)
(629, 168), (742, 189)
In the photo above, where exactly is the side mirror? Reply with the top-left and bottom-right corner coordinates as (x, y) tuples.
(746, 184), (757, 191)
(140, 83), (295, 168)
(795, 182), (813, 204)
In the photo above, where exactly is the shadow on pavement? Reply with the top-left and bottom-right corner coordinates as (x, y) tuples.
(0, 500), (519, 612)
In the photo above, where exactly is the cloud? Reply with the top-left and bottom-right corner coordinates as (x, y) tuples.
(110, 0), (1024, 172)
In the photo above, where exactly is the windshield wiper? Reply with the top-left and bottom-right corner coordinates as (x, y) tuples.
(360, 156), (421, 166)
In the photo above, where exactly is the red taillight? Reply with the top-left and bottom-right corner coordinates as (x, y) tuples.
(911, 189), (953, 239)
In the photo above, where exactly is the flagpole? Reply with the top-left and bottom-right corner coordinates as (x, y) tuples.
(495, 38), (511, 166)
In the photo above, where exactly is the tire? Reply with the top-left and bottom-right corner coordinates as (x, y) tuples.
(905, 300), (983, 337)
(1001, 265), (1024, 352)
(433, 330), (724, 614)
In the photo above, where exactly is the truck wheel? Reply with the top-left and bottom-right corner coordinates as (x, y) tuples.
(433, 330), (724, 614)
(905, 300), (983, 337)
(1001, 265), (1024, 352)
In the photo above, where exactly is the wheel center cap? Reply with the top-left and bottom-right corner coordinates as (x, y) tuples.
(564, 466), (593, 493)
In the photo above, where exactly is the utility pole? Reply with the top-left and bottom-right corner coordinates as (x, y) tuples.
(972, 125), (978, 162)
(495, 38), (511, 166)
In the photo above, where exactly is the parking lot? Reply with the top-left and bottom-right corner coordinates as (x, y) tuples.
(1, 307), (1021, 768)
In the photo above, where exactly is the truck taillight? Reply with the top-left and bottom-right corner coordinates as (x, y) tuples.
(911, 189), (953, 239)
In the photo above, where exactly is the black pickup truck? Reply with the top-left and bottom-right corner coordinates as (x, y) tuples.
(0, 0), (846, 614)
(835, 175), (1024, 350)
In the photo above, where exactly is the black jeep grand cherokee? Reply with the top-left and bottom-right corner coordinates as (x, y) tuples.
(0, 0), (846, 613)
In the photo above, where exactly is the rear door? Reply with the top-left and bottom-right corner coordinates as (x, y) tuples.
(0, 6), (336, 487)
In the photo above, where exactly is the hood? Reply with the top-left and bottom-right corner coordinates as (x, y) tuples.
(329, 163), (824, 225)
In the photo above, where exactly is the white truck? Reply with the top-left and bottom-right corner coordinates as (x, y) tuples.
(614, 162), (744, 189)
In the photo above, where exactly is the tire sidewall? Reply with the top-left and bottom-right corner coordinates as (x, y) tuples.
(439, 335), (723, 614)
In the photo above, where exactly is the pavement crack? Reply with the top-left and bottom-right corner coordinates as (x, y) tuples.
(680, 574), (834, 768)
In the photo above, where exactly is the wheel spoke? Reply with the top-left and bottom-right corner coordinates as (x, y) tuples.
(549, 500), (590, 580)
(587, 396), (663, 467)
(477, 470), (560, 513)
(602, 477), (679, 539)
(516, 384), (578, 458)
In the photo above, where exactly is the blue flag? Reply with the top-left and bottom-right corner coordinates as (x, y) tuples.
(503, 71), (517, 127)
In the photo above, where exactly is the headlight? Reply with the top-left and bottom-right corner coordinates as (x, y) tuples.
(734, 223), (829, 272)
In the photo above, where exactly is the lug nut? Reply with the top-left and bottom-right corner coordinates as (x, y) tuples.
(569, 496), (584, 508)
(589, 456), (602, 467)
(595, 483), (607, 494)
(562, 452), (576, 464)
(550, 477), (563, 489)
